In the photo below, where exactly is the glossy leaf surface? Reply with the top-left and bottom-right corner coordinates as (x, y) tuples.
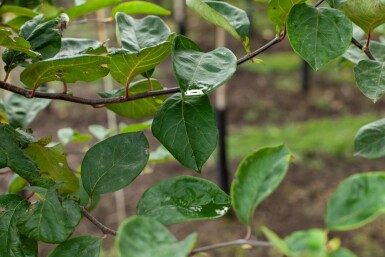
(354, 60), (385, 102)
(137, 176), (230, 224)
(81, 132), (149, 196)
(20, 55), (110, 90)
(152, 94), (218, 172)
(354, 118), (385, 159)
(268, 0), (305, 27)
(99, 79), (165, 118)
(326, 172), (385, 231)
(116, 216), (197, 257)
(48, 236), (102, 257)
(172, 35), (236, 96)
(287, 4), (352, 70)
(0, 194), (37, 257)
(231, 145), (291, 225)
(112, 1), (170, 17)
(18, 186), (81, 243)
(67, 0), (121, 19)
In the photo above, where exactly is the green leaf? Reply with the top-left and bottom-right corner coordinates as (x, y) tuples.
(267, 0), (305, 28)
(326, 0), (348, 9)
(186, 0), (249, 44)
(75, 180), (100, 212)
(0, 124), (53, 188)
(66, 0), (121, 20)
(354, 60), (385, 102)
(20, 55), (110, 91)
(119, 120), (152, 133)
(56, 38), (107, 57)
(0, 100), (8, 124)
(354, 118), (385, 159)
(287, 4), (352, 70)
(149, 145), (174, 163)
(0, 29), (40, 57)
(343, 41), (385, 64)
(342, 0), (385, 33)
(0, 5), (38, 17)
(0, 194), (37, 257)
(261, 227), (291, 255)
(231, 145), (291, 225)
(172, 35), (237, 96)
(23, 142), (79, 193)
(58, 128), (92, 145)
(99, 79), (165, 118)
(112, 1), (171, 17)
(4, 16), (32, 32)
(18, 186), (81, 243)
(7, 174), (27, 195)
(137, 176), (231, 224)
(151, 94), (218, 172)
(48, 236), (102, 257)
(328, 248), (357, 257)
(116, 216), (197, 257)
(286, 229), (327, 257)
(81, 132), (149, 197)
(326, 172), (385, 231)
(5, 93), (51, 129)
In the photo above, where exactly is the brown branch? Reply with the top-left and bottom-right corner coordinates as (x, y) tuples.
(80, 207), (117, 236)
(190, 239), (272, 255)
(351, 37), (376, 61)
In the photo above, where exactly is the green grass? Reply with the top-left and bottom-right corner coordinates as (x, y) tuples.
(228, 114), (379, 159)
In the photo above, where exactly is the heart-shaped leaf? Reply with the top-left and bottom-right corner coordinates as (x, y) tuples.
(112, 1), (171, 17)
(18, 186), (81, 243)
(99, 79), (165, 118)
(137, 176), (231, 224)
(326, 172), (385, 231)
(354, 118), (385, 159)
(268, 0), (305, 27)
(231, 145), (292, 225)
(48, 236), (102, 257)
(354, 60), (385, 102)
(287, 4), (352, 70)
(342, 0), (385, 33)
(172, 35), (236, 96)
(152, 94), (218, 172)
(116, 216), (197, 257)
(66, 0), (121, 20)
(81, 132), (149, 197)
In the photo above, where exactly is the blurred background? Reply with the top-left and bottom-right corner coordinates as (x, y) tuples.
(1, 0), (385, 256)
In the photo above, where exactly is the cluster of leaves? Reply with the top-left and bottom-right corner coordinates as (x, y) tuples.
(1, 0), (385, 256)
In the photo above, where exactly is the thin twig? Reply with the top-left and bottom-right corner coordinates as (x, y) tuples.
(190, 239), (272, 255)
(351, 37), (376, 60)
(80, 207), (117, 236)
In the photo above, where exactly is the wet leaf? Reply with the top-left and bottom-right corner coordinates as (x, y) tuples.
(287, 3), (352, 70)
(81, 132), (149, 197)
(326, 172), (385, 230)
(112, 1), (171, 17)
(137, 176), (230, 224)
(231, 145), (291, 225)
(354, 60), (385, 102)
(116, 216), (197, 257)
(152, 94), (218, 172)
(354, 118), (385, 159)
(172, 35), (236, 96)
(48, 236), (102, 257)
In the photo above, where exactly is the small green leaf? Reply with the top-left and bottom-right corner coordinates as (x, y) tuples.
(0, 194), (37, 257)
(112, 1), (171, 17)
(56, 38), (107, 57)
(231, 145), (291, 225)
(116, 216), (197, 257)
(20, 55), (110, 91)
(354, 118), (385, 159)
(0, 5), (38, 17)
(354, 60), (385, 102)
(48, 236), (102, 257)
(81, 132), (149, 197)
(326, 0), (348, 9)
(152, 94), (218, 172)
(267, 0), (305, 28)
(342, 0), (385, 33)
(0, 29), (40, 57)
(261, 226), (291, 255)
(99, 79), (165, 118)
(67, 0), (121, 20)
(18, 186), (81, 243)
(120, 120), (152, 133)
(5, 93), (51, 129)
(343, 41), (385, 64)
(137, 176), (231, 224)
(286, 229), (327, 257)
(58, 128), (92, 145)
(7, 174), (27, 195)
(186, 0), (249, 44)
(172, 35), (237, 95)
(326, 172), (385, 231)
(287, 4), (352, 70)
(23, 142), (79, 193)
(328, 248), (357, 257)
